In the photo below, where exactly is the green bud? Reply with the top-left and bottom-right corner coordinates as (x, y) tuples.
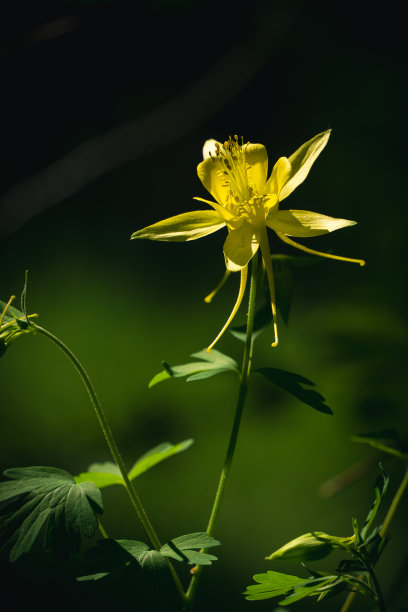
(265, 531), (354, 563)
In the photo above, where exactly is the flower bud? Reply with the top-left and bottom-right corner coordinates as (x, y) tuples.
(265, 531), (354, 563)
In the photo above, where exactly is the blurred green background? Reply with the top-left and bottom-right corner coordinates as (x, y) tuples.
(1, 1), (407, 610)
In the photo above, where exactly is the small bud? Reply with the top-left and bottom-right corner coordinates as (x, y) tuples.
(266, 532), (333, 562)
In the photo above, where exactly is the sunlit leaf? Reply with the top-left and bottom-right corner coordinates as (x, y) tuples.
(149, 350), (238, 387)
(279, 576), (338, 606)
(160, 532), (220, 566)
(255, 368), (332, 414)
(0, 466), (103, 561)
(244, 570), (306, 601)
(75, 440), (194, 489)
(128, 439), (194, 480)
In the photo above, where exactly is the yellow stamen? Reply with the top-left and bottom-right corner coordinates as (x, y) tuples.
(0, 295), (15, 327)
(277, 232), (366, 266)
(260, 231), (278, 347)
(204, 269), (231, 303)
(207, 266), (248, 352)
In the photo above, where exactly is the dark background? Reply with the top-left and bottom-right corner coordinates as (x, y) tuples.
(1, 1), (407, 610)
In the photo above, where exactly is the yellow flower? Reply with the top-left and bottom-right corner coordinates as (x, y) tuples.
(132, 130), (364, 350)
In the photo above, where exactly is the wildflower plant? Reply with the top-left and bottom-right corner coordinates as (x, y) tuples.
(1, 132), (405, 612)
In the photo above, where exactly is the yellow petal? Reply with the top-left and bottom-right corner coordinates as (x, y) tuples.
(276, 232), (366, 266)
(131, 210), (225, 242)
(197, 157), (230, 206)
(223, 222), (260, 271)
(279, 130), (331, 201)
(264, 157), (291, 196)
(243, 143), (268, 194)
(193, 196), (240, 227)
(267, 209), (357, 237)
(202, 139), (223, 159)
(207, 266), (248, 351)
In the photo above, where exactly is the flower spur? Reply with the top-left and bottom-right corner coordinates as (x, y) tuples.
(132, 130), (365, 350)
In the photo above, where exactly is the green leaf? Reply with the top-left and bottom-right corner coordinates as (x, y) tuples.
(148, 350), (239, 387)
(255, 368), (332, 414)
(244, 570), (306, 601)
(0, 466), (103, 561)
(361, 464), (389, 540)
(351, 429), (408, 462)
(75, 439), (194, 489)
(0, 300), (25, 324)
(128, 439), (194, 480)
(75, 462), (124, 488)
(160, 532), (220, 566)
(279, 576), (338, 606)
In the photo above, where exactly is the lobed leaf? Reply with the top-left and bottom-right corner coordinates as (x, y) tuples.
(244, 570), (307, 601)
(255, 367), (332, 414)
(160, 531), (220, 566)
(0, 466), (103, 561)
(149, 350), (239, 387)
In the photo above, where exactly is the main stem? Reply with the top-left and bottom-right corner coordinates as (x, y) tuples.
(32, 323), (186, 602)
(340, 467), (408, 612)
(185, 253), (259, 609)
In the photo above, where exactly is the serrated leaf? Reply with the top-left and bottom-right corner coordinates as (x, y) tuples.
(128, 439), (194, 480)
(244, 570), (306, 601)
(361, 464), (389, 540)
(149, 350), (238, 387)
(160, 532), (220, 566)
(351, 430), (408, 462)
(0, 466), (103, 561)
(255, 368), (332, 414)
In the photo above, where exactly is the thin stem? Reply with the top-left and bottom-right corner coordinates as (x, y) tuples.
(32, 323), (186, 602)
(340, 468), (408, 612)
(184, 253), (259, 609)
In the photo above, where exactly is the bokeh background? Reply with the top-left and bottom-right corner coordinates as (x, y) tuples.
(1, 1), (407, 610)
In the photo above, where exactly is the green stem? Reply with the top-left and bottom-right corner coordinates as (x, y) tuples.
(340, 467), (408, 612)
(32, 323), (186, 602)
(184, 253), (259, 609)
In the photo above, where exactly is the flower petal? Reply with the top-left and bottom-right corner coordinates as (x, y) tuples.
(276, 232), (366, 266)
(244, 143), (268, 194)
(265, 157), (291, 196)
(197, 157), (230, 206)
(279, 130), (331, 201)
(131, 210), (225, 242)
(207, 266), (248, 351)
(223, 222), (260, 271)
(202, 139), (223, 159)
(267, 209), (357, 237)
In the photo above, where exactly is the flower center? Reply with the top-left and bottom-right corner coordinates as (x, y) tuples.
(212, 135), (265, 227)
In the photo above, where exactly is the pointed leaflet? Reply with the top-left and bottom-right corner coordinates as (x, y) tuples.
(0, 466), (103, 561)
(255, 368), (332, 414)
(75, 439), (194, 488)
(351, 430), (408, 462)
(149, 349), (239, 387)
(160, 532), (220, 565)
(360, 464), (389, 540)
